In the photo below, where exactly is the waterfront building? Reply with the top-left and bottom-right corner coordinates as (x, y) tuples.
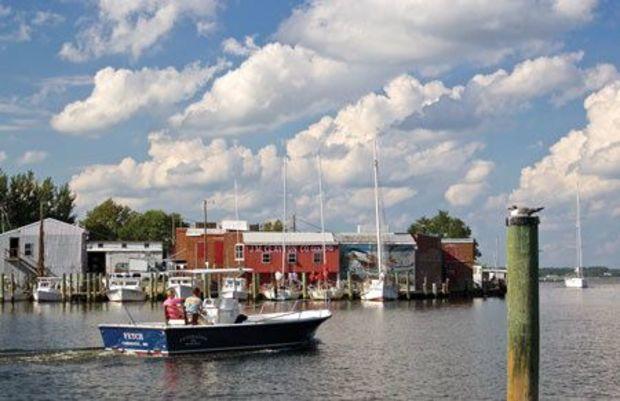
(412, 234), (444, 291)
(0, 218), (87, 283)
(86, 241), (163, 274)
(441, 238), (476, 292)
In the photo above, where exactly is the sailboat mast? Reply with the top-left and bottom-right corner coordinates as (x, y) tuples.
(576, 185), (583, 277)
(317, 154), (327, 267)
(372, 139), (383, 276)
(282, 157), (287, 275)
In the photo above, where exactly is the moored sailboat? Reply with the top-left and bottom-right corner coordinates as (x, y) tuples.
(565, 187), (587, 288)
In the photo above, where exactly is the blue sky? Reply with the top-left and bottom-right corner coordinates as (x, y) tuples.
(1, 0), (620, 267)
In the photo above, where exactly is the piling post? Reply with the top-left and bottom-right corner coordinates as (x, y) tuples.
(86, 273), (91, 303)
(423, 276), (428, 296)
(0, 273), (4, 303)
(201, 273), (207, 299)
(506, 208), (541, 401)
(302, 272), (308, 299)
(9, 272), (15, 302)
(206, 273), (211, 298)
(148, 273), (154, 301)
(394, 272), (399, 298)
(251, 273), (258, 301)
(61, 273), (67, 302)
(431, 282), (437, 297)
(347, 270), (353, 300)
(405, 270), (411, 300)
(68, 273), (73, 301)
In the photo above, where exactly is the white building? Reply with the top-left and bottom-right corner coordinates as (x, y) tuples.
(0, 218), (87, 283)
(86, 241), (163, 274)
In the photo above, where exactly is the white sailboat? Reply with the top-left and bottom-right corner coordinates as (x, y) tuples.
(565, 187), (587, 289)
(263, 156), (300, 301)
(361, 139), (398, 301)
(107, 273), (146, 302)
(310, 154), (344, 301)
(33, 277), (63, 302)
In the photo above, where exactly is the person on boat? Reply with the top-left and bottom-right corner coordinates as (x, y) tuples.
(184, 288), (203, 325)
(163, 289), (185, 323)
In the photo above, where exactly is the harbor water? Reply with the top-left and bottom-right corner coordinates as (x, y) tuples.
(0, 279), (618, 400)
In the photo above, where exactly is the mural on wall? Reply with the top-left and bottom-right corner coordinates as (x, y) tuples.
(340, 244), (415, 278)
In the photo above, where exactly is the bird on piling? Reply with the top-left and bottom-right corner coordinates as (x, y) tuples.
(508, 205), (544, 217)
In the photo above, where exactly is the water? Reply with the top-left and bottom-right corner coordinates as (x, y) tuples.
(0, 279), (618, 400)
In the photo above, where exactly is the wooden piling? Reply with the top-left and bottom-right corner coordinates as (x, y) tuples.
(68, 273), (73, 301)
(251, 273), (258, 301)
(506, 211), (540, 401)
(347, 270), (353, 300)
(86, 273), (91, 303)
(201, 273), (207, 299)
(149, 273), (155, 301)
(302, 272), (308, 299)
(206, 273), (211, 298)
(9, 272), (15, 302)
(423, 276), (428, 295)
(61, 273), (67, 302)
(405, 270), (411, 300)
(431, 282), (437, 297)
(394, 272), (399, 298)
(0, 273), (4, 303)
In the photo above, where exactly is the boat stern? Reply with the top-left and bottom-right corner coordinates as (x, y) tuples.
(99, 324), (169, 355)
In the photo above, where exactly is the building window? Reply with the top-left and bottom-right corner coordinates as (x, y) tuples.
(98, 243), (103, 248)
(262, 252), (271, 264)
(313, 252), (323, 265)
(234, 243), (244, 261)
(24, 243), (33, 256)
(288, 252), (297, 264)
(144, 242), (150, 248)
(121, 243), (127, 248)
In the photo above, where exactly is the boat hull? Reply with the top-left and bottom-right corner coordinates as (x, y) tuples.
(310, 287), (344, 300)
(99, 311), (331, 355)
(565, 277), (587, 288)
(361, 279), (398, 301)
(107, 288), (146, 302)
(262, 288), (301, 301)
(33, 290), (62, 302)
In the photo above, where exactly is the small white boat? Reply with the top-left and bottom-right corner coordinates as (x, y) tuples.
(33, 277), (63, 302)
(107, 274), (145, 302)
(310, 283), (344, 300)
(262, 285), (301, 301)
(221, 277), (248, 300)
(361, 275), (398, 301)
(167, 276), (202, 299)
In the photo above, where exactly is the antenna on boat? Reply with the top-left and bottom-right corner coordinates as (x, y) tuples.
(372, 138), (384, 277)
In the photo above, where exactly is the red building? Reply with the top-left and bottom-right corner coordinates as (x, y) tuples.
(174, 227), (245, 269)
(412, 233), (443, 291)
(441, 238), (476, 292)
(242, 232), (339, 283)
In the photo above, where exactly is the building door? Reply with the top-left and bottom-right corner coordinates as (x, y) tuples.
(214, 241), (224, 266)
(196, 242), (205, 268)
(9, 237), (19, 258)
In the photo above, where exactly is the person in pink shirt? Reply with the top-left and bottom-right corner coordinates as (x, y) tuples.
(163, 289), (185, 323)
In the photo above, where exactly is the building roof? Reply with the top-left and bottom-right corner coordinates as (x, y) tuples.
(184, 228), (227, 237)
(335, 232), (416, 245)
(243, 232), (337, 245)
(0, 218), (86, 237)
(220, 220), (249, 231)
(441, 238), (475, 244)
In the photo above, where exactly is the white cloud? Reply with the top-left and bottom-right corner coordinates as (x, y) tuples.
(51, 61), (226, 134)
(221, 36), (259, 56)
(32, 11), (64, 26)
(276, 0), (598, 72)
(59, 0), (218, 62)
(445, 160), (495, 206)
(170, 43), (382, 135)
(18, 150), (47, 165)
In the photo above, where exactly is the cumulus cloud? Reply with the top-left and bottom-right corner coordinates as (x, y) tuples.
(170, 43), (383, 135)
(51, 62), (227, 134)
(276, 0), (597, 73)
(445, 160), (495, 206)
(222, 36), (259, 56)
(59, 0), (218, 62)
(18, 150), (47, 165)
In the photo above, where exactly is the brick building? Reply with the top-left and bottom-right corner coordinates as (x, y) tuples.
(412, 234), (443, 291)
(174, 227), (245, 269)
(441, 238), (476, 292)
(242, 232), (338, 283)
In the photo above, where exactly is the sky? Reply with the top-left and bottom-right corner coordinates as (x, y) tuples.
(1, 0), (620, 268)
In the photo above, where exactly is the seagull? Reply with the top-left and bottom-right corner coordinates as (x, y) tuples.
(508, 205), (544, 216)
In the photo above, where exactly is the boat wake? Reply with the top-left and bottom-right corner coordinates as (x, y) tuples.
(0, 347), (106, 364)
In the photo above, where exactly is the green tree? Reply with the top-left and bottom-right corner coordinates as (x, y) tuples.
(262, 219), (283, 232)
(408, 210), (472, 238)
(118, 209), (178, 250)
(0, 170), (76, 232)
(82, 199), (134, 240)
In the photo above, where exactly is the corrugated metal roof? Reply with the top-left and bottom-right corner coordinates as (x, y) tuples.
(334, 232), (415, 245)
(0, 218), (86, 237)
(243, 232), (337, 245)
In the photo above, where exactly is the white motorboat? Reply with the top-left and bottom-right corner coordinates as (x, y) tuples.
(221, 277), (248, 300)
(107, 274), (146, 302)
(262, 285), (301, 301)
(167, 276), (202, 299)
(33, 277), (63, 302)
(310, 284), (344, 300)
(565, 186), (587, 289)
(360, 139), (398, 302)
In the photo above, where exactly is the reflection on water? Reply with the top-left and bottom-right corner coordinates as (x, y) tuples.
(0, 279), (618, 400)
